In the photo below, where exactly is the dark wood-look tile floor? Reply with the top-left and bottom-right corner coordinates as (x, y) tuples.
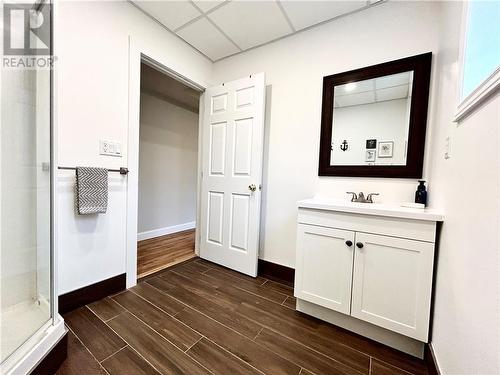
(57, 258), (431, 375)
(137, 230), (196, 279)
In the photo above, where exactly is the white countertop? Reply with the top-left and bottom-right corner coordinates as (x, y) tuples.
(298, 198), (444, 222)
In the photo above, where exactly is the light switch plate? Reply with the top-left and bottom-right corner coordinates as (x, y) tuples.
(100, 140), (122, 157)
(444, 136), (451, 159)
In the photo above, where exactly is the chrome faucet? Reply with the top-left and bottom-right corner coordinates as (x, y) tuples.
(346, 192), (380, 203)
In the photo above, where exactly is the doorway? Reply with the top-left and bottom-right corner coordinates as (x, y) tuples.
(127, 42), (266, 287)
(136, 63), (201, 279)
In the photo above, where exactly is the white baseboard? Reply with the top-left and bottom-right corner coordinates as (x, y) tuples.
(137, 221), (196, 241)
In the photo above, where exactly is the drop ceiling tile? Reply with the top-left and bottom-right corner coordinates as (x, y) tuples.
(193, 0), (226, 13)
(208, 1), (292, 50)
(376, 85), (409, 102)
(280, 1), (367, 30)
(177, 18), (239, 61)
(375, 72), (412, 89)
(335, 91), (375, 108)
(336, 79), (374, 96)
(134, 1), (201, 30)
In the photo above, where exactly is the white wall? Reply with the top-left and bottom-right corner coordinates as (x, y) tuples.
(427, 2), (500, 374)
(138, 93), (198, 235)
(56, 1), (212, 294)
(212, 1), (441, 267)
(331, 99), (408, 165)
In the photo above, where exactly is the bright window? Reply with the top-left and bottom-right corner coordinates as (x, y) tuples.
(461, 1), (500, 100)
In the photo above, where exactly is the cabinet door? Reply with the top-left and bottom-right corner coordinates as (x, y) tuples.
(295, 224), (355, 314)
(351, 233), (434, 341)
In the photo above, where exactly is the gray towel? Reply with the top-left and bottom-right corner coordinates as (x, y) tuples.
(75, 167), (108, 214)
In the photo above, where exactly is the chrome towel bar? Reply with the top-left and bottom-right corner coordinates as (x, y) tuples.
(58, 166), (129, 175)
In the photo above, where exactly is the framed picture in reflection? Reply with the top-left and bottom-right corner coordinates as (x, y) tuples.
(378, 141), (394, 158)
(366, 150), (376, 162)
(366, 139), (377, 149)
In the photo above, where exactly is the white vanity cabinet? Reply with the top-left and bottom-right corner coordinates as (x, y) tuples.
(294, 199), (443, 357)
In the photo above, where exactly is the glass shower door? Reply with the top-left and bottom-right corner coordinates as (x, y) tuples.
(0, 1), (52, 363)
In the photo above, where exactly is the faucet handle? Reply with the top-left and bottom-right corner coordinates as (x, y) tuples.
(346, 192), (357, 202)
(366, 193), (380, 203)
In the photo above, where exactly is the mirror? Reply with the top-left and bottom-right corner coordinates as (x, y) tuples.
(319, 53), (432, 178)
(331, 71), (413, 166)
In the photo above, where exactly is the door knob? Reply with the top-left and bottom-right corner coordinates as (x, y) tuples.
(345, 240), (353, 247)
(356, 242), (364, 249)
(248, 184), (257, 192)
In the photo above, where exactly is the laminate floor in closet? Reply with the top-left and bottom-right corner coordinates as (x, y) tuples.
(137, 229), (196, 278)
(57, 257), (431, 375)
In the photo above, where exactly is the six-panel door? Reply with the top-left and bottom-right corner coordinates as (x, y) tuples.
(351, 232), (435, 341)
(200, 73), (265, 277)
(294, 224), (355, 314)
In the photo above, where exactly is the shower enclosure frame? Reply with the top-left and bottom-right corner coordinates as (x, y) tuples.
(1, 1), (66, 373)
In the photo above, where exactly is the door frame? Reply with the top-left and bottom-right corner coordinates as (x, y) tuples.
(126, 36), (207, 288)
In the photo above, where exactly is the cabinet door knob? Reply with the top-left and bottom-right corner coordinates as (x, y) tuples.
(345, 240), (353, 247)
(356, 242), (364, 249)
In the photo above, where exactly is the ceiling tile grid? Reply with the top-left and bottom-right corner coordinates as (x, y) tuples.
(177, 17), (240, 60)
(192, 0), (225, 13)
(134, 1), (202, 31)
(131, 0), (383, 62)
(207, 1), (293, 50)
(280, 1), (368, 31)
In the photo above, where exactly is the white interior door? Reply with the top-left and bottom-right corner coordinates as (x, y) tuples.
(199, 73), (266, 277)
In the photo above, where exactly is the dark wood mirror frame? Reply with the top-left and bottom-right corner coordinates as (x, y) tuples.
(318, 52), (432, 178)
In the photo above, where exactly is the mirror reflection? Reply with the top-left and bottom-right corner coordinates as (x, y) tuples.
(330, 71), (413, 166)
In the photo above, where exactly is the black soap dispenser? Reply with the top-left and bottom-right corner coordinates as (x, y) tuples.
(415, 180), (428, 206)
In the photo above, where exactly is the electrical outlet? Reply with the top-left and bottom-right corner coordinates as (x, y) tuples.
(100, 140), (122, 157)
